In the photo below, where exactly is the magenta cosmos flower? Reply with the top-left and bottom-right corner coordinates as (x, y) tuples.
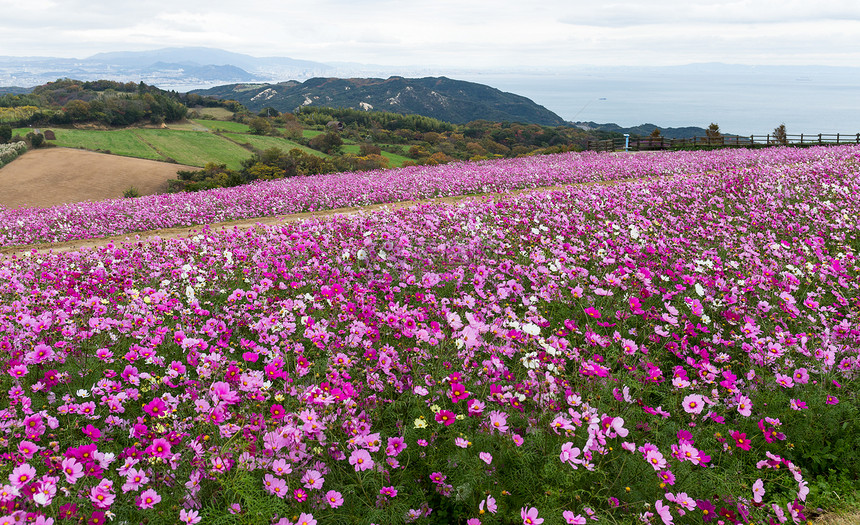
(142, 398), (167, 418)
(435, 409), (456, 426)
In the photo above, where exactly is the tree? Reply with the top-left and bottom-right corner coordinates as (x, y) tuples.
(706, 123), (722, 141)
(772, 123), (787, 145)
(308, 132), (343, 154)
(27, 132), (44, 148)
(0, 124), (11, 144)
(649, 128), (662, 138)
(248, 117), (273, 136)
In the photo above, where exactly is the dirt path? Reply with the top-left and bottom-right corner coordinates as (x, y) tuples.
(0, 148), (197, 209)
(1, 178), (645, 257)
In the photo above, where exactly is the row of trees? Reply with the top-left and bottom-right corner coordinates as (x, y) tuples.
(0, 79), (189, 127)
(167, 146), (391, 192)
(236, 107), (591, 168)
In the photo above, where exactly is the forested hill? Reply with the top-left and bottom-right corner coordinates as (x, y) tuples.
(190, 76), (567, 126)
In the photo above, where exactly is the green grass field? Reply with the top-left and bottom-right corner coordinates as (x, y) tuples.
(340, 144), (411, 168)
(224, 133), (328, 157)
(302, 129), (325, 139)
(189, 107), (235, 120)
(11, 124), (412, 171)
(134, 129), (252, 170)
(14, 127), (163, 160)
(195, 120), (251, 133)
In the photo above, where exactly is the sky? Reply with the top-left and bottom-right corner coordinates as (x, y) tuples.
(2, 0), (860, 68)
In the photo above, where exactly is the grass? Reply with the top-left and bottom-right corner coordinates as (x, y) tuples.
(340, 144), (412, 168)
(14, 127), (163, 160)
(223, 133), (327, 157)
(133, 129), (252, 169)
(815, 505), (860, 524)
(11, 124), (412, 169)
(195, 119), (251, 133)
(190, 107), (235, 120)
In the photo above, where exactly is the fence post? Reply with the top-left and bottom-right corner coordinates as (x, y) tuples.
(800, 133), (803, 145)
(837, 133), (840, 144)
(818, 133), (822, 145)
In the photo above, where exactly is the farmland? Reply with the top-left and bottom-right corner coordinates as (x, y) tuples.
(11, 119), (413, 171)
(0, 146), (858, 524)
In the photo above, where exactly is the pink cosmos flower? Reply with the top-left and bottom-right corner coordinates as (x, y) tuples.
(17, 441), (40, 460)
(137, 488), (161, 509)
(752, 478), (765, 503)
(736, 395), (752, 417)
(89, 484), (116, 509)
(682, 394), (705, 415)
(82, 424), (101, 441)
(386, 436), (406, 456)
(121, 468), (149, 492)
(790, 399), (807, 410)
(9, 463), (36, 488)
(655, 499), (673, 525)
(270, 404), (286, 420)
(731, 431), (751, 451)
(301, 469), (324, 490)
(325, 490), (344, 508)
(295, 513), (316, 525)
(380, 486), (398, 498)
(450, 383), (469, 403)
(562, 510), (586, 524)
(521, 506), (544, 525)
(659, 470), (676, 485)
(61, 457), (84, 485)
(480, 495), (497, 514)
(269, 478), (288, 499)
(584, 306), (601, 319)
(479, 452), (493, 464)
(142, 397), (167, 418)
(348, 449), (373, 471)
(179, 509), (202, 524)
(826, 395), (839, 405)
(644, 448), (668, 471)
(488, 411), (508, 433)
(147, 438), (172, 459)
(271, 458), (292, 475)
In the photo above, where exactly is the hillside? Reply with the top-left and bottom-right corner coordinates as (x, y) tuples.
(191, 76), (567, 126)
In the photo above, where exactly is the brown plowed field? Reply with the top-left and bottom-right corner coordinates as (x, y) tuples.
(0, 148), (195, 209)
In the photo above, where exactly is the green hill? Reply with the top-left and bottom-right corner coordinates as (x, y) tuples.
(191, 76), (567, 126)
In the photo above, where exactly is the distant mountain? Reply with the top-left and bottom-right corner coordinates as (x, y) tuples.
(191, 76), (567, 125)
(142, 62), (258, 83)
(0, 86), (32, 95)
(0, 47), (334, 89)
(87, 47), (332, 75)
(573, 121), (710, 139)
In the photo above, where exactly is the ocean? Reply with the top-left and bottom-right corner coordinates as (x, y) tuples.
(453, 64), (860, 136)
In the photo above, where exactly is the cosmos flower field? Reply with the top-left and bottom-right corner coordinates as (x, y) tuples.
(0, 146), (858, 525)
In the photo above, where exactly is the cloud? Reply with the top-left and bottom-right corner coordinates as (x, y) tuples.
(0, 0), (858, 66)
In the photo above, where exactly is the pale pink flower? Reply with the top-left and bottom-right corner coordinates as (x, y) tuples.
(521, 506), (544, 525)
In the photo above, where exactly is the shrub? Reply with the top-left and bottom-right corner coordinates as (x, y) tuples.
(123, 186), (141, 198)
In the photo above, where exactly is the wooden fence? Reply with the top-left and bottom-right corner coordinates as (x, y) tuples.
(587, 133), (860, 152)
